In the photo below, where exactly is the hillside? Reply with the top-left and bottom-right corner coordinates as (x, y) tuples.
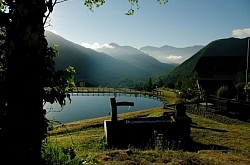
(161, 37), (250, 86)
(140, 45), (204, 64)
(45, 31), (176, 86)
(96, 43), (176, 77)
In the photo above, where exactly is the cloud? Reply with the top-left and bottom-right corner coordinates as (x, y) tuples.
(166, 55), (182, 60)
(154, 55), (183, 64)
(80, 42), (113, 49)
(232, 28), (250, 38)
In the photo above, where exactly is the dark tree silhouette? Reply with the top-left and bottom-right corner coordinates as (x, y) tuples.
(0, 1), (75, 164)
(1, 1), (50, 164)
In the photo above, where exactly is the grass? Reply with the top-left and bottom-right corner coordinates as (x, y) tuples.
(46, 108), (250, 164)
(158, 88), (178, 105)
(45, 89), (250, 164)
(189, 114), (250, 156)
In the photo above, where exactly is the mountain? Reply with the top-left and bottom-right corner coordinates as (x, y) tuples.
(161, 37), (250, 87)
(45, 31), (176, 86)
(96, 43), (176, 77)
(140, 45), (204, 64)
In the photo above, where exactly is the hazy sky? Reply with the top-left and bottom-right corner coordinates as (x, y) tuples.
(45, 0), (250, 49)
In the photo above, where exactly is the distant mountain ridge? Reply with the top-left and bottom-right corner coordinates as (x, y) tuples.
(96, 43), (175, 77)
(140, 45), (204, 64)
(45, 31), (176, 86)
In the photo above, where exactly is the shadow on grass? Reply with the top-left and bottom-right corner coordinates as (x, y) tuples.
(215, 110), (250, 123)
(186, 140), (230, 152)
(187, 123), (229, 151)
(190, 124), (228, 133)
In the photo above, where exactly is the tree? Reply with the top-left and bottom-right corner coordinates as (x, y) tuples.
(156, 77), (164, 88)
(0, 0), (168, 164)
(1, 1), (75, 164)
(145, 77), (155, 91)
(1, 1), (50, 164)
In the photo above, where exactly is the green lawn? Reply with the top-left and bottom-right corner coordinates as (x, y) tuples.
(45, 106), (250, 165)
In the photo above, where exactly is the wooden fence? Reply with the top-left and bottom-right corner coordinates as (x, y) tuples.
(163, 96), (250, 121)
(70, 87), (164, 98)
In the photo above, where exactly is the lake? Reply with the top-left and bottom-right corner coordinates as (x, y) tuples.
(44, 93), (163, 124)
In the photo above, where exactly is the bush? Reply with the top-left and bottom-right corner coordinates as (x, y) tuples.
(42, 142), (78, 165)
(235, 82), (246, 93)
(216, 86), (228, 98)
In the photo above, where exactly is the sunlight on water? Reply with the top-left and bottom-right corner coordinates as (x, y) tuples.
(44, 93), (162, 124)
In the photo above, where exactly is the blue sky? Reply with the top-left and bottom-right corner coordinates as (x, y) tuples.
(46, 0), (250, 49)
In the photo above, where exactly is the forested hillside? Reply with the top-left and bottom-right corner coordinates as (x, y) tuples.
(45, 31), (176, 86)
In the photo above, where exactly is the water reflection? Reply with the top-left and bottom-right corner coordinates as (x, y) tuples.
(45, 93), (163, 124)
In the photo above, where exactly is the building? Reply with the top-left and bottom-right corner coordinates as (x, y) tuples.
(194, 37), (249, 98)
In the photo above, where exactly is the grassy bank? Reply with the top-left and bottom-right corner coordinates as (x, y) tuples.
(45, 90), (250, 165)
(46, 108), (250, 165)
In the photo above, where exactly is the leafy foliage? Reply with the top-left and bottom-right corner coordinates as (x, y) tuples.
(0, 1), (7, 117)
(84, 0), (105, 11)
(84, 0), (168, 15)
(216, 86), (229, 98)
(41, 35), (76, 107)
(42, 142), (79, 165)
(43, 65), (76, 106)
(235, 81), (246, 94)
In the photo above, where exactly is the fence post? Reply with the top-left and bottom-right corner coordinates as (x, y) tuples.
(110, 97), (118, 122)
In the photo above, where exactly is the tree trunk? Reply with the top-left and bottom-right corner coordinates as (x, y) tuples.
(3, 1), (48, 164)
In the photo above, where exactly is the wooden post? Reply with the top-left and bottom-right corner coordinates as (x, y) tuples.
(205, 95), (208, 111)
(110, 97), (117, 122)
(110, 97), (134, 122)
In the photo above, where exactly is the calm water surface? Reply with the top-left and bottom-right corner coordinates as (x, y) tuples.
(45, 93), (163, 123)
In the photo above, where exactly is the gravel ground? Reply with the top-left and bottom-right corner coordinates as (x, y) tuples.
(185, 104), (249, 125)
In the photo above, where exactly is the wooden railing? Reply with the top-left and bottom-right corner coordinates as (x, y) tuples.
(70, 87), (164, 98)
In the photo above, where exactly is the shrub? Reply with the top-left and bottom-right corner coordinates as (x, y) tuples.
(235, 82), (246, 93)
(216, 86), (228, 98)
(42, 142), (78, 165)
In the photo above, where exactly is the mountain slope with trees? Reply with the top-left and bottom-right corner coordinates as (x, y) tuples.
(96, 43), (176, 77)
(140, 45), (204, 64)
(45, 31), (176, 86)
